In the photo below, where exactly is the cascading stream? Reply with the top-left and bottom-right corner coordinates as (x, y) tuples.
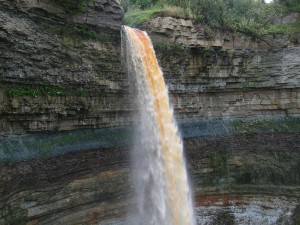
(122, 25), (195, 225)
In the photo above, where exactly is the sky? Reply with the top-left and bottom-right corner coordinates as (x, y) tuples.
(265, 0), (273, 3)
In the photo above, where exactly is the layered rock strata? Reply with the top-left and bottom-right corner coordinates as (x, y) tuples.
(0, 0), (299, 224)
(0, 132), (299, 224)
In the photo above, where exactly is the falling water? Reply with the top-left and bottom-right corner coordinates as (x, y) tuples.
(122, 26), (195, 225)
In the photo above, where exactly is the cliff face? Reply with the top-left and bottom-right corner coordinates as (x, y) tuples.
(146, 16), (300, 121)
(0, 0), (130, 135)
(0, 2), (299, 135)
(0, 1), (299, 224)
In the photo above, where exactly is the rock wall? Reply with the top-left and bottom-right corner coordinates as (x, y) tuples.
(145, 16), (300, 121)
(0, 132), (299, 224)
(0, 0), (133, 135)
(0, 2), (299, 135)
(144, 15), (300, 49)
(0, 0), (300, 224)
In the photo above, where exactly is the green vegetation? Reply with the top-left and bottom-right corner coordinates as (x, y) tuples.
(122, 0), (300, 37)
(212, 153), (228, 175)
(0, 157), (17, 167)
(5, 85), (92, 98)
(295, 217), (300, 225)
(6, 86), (64, 97)
(124, 5), (189, 25)
(153, 41), (184, 53)
(210, 152), (230, 185)
(79, 88), (86, 97)
(293, 205), (300, 225)
(271, 17), (300, 35)
(230, 118), (300, 133)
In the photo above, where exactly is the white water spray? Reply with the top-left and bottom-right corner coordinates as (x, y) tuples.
(122, 26), (195, 225)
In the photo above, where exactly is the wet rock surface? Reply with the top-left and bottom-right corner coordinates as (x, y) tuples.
(0, 133), (299, 224)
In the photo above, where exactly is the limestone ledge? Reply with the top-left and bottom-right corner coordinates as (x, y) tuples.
(144, 16), (300, 49)
(0, 87), (134, 135)
(0, 87), (299, 135)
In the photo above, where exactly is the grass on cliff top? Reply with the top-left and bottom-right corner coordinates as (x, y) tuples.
(124, 5), (189, 25)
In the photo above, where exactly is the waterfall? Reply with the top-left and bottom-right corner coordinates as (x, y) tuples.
(122, 25), (195, 225)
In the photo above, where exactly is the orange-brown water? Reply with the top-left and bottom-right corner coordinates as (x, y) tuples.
(123, 26), (195, 225)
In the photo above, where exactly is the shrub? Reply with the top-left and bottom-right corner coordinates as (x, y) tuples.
(153, 41), (184, 53)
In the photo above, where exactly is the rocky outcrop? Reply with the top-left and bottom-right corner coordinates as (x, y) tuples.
(0, 132), (299, 224)
(0, 0), (131, 135)
(0, 1), (299, 135)
(0, 0), (124, 87)
(146, 16), (300, 121)
(0, 147), (131, 225)
(144, 17), (258, 49)
(160, 47), (300, 120)
(144, 16), (299, 49)
(0, 0), (299, 224)
(0, 0), (123, 31)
